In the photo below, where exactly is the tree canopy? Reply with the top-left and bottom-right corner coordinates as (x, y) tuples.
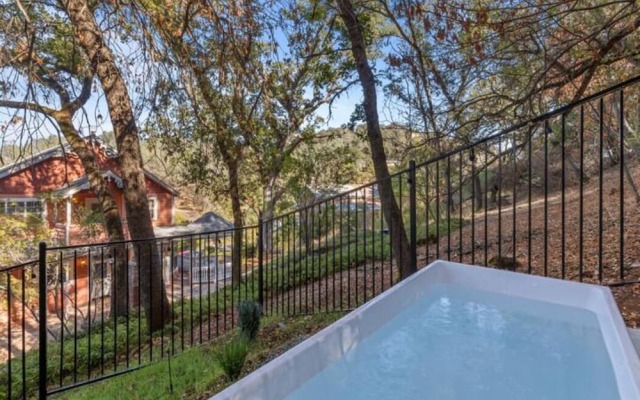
(0, 0), (638, 283)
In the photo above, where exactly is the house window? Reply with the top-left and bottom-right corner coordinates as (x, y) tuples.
(148, 197), (158, 220)
(26, 200), (43, 214)
(85, 198), (101, 212)
(1, 198), (44, 217)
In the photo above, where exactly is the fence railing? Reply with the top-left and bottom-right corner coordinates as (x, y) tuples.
(2, 74), (640, 398)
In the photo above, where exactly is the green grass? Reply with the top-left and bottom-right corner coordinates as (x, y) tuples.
(263, 231), (393, 290)
(59, 344), (221, 400)
(213, 334), (250, 381)
(1, 295), (231, 399)
(0, 315), (157, 399)
(57, 312), (345, 400)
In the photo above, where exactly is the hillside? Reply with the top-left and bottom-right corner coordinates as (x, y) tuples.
(259, 157), (640, 328)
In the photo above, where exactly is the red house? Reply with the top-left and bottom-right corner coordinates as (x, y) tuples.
(0, 137), (178, 245)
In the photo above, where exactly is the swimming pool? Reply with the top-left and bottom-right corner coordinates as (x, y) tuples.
(212, 261), (640, 399)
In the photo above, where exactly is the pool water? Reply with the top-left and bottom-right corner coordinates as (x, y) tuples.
(284, 284), (620, 400)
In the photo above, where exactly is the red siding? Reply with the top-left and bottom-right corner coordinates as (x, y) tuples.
(0, 145), (176, 243)
(145, 178), (173, 226)
(0, 155), (86, 196)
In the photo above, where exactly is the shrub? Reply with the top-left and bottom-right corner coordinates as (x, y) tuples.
(174, 213), (190, 226)
(213, 336), (250, 381)
(488, 255), (521, 271)
(238, 300), (262, 341)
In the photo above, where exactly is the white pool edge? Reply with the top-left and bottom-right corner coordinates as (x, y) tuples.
(211, 260), (640, 400)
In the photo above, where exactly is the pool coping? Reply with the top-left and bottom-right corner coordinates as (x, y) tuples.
(210, 260), (640, 399)
(628, 328), (640, 354)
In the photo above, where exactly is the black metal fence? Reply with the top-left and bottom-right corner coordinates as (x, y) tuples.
(40, 226), (260, 398)
(2, 74), (640, 398)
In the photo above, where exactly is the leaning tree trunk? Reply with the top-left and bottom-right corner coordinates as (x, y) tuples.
(56, 112), (129, 317)
(63, 0), (171, 331)
(336, 0), (413, 279)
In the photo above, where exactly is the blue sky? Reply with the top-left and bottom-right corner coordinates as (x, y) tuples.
(0, 81), (392, 153)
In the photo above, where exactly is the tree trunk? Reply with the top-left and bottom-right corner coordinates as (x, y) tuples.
(565, 155), (590, 184)
(303, 207), (312, 251)
(490, 183), (498, 208)
(261, 176), (279, 252)
(62, 0), (171, 331)
(623, 158), (640, 203)
(55, 112), (129, 317)
(227, 160), (244, 286)
(336, 0), (414, 279)
(474, 173), (483, 210)
(189, 67), (246, 286)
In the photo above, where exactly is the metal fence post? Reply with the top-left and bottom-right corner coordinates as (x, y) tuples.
(38, 241), (47, 400)
(409, 160), (418, 273)
(257, 217), (264, 308)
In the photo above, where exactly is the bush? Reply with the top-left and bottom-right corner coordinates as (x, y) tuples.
(213, 335), (250, 382)
(174, 213), (190, 226)
(238, 300), (262, 341)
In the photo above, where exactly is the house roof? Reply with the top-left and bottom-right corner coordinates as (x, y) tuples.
(0, 136), (179, 196)
(143, 168), (179, 196)
(0, 146), (69, 180)
(154, 212), (234, 238)
(191, 212), (234, 229)
(53, 171), (124, 198)
(53, 176), (92, 198)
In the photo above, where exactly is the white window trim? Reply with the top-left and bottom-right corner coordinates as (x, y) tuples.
(1, 197), (45, 218)
(148, 196), (158, 221)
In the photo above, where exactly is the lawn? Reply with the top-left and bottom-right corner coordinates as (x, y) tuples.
(57, 312), (345, 400)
